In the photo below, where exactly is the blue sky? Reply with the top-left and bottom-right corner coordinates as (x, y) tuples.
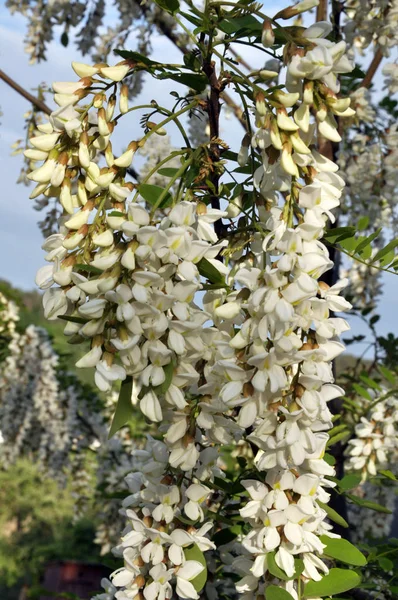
(0, 2), (397, 354)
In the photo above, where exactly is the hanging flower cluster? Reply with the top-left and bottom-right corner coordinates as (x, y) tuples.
(0, 305), (103, 481)
(345, 390), (398, 480)
(347, 481), (397, 542)
(26, 4), (361, 598)
(344, 0), (398, 57)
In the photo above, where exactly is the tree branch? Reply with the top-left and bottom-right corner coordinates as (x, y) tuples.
(316, 0), (328, 22)
(361, 47), (383, 89)
(0, 69), (51, 115)
(133, 0), (248, 131)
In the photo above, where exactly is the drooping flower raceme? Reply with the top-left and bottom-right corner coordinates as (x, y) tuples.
(27, 6), (358, 598)
(345, 390), (398, 480)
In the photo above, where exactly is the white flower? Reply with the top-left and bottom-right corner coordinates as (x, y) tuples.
(175, 561), (205, 600)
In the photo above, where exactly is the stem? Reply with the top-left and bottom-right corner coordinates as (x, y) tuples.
(150, 154), (194, 216)
(132, 151), (187, 201)
(141, 102), (198, 144)
(133, 0), (248, 130)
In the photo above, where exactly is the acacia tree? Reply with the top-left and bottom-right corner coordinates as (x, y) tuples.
(3, 0), (398, 598)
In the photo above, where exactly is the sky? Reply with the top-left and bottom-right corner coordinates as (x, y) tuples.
(0, 2), (398, 355)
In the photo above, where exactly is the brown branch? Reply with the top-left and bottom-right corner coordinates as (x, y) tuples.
(316, 0), (328, 22)
(133, 0), (248, 131)
(203, 58), (225, 237)
(360, 47), (383, 89)
(0, 69), (51, 115)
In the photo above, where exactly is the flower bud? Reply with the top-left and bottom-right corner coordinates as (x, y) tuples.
(227, 195), (243, 218)
(259, 69), (279, 80)
(106, 94), (116, 121)
(105, 141), (114, 167)
(277, 108), (299, 131)
(98, 108), (111, 137)
(294, 103), (310, 132)
(100, 63), (131, 82)
(78, 132), (91, 168)
(113, 148), (134, 168)
(93, 93), (105, 108)
(120, 84), (129, 114)
(281, 145), (299, 177)
(72, 62), (99, 77)
(303, 81), (314, 105)
(274, 0), (319, 20)
(238, 134), (250, 167)
(273, 91), (300, 108)
(60, 179), (74, 214)
(51, 151), (68, 187)
(24, 148), (48, 161)
(255, 91), (267, 116)
(290, 133), (311, 154)
(92, 229), (114, 247)
(30, 133), (60, 152)
(261, 19), (275, 48)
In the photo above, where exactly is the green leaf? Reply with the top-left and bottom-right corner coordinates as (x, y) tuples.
(108, 210), (126, 217)
(354, 228), (381, 255)
(197, 258), (225, 285)
(158, 72), (208, 92)
(218, 15), (262, 35)
(213, 526), (240, 547)
(379, 365), (396, 384)
(327, 430), (350, 447)
(265, 586), (294, 600)
(377, 557), (394, 572)
(139, 183), (173, 208)
(357, 216), (370, 231)
(58, 315), (87, 325)
(324, 226), (356, 244)
(324, 452), (336, 466)
(74, 263), (103, 274)
(153, 0), (180, 14)
(108, 376), (133, 439)
(338, 474), (362, 491)
(352, 384), (372, 400)
(346, 493), (393, 514)
(316, 500), (349, 529)
(373, 238), (398, 263)
(114, 50), (160, 67)
(61, 31), (69, 47)
(379, 469), (397, 481)
(183, 544), (207, 592)
(304, 568), (361, 597)
(359, 374), (381, 390)
(320, 536), (367, 566)
(222, 150), (239, 161)
(157, 168), (180, 177)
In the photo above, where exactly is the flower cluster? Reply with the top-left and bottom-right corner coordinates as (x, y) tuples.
(344, 0), (398, 57)
(345, 391), (398, 480)
(27, 6), (359, 598)
(348, 481), (397, 543)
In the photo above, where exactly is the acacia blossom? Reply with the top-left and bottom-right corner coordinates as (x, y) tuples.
(23, 3), (361, 598)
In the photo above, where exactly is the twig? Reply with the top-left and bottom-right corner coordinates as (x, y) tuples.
(0, 69), (51, 115)
(361, 47), (383, 89)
